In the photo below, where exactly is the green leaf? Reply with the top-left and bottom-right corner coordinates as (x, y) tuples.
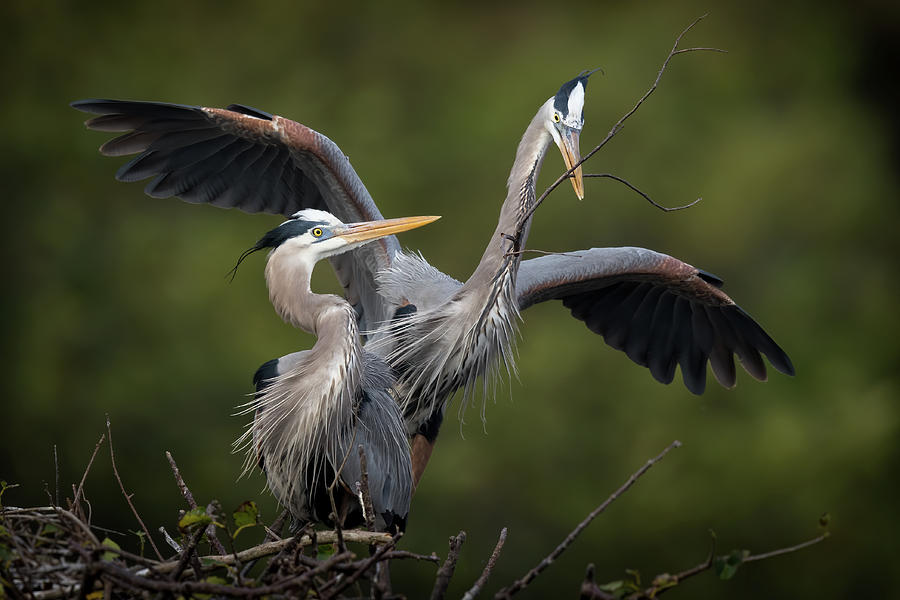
(101, 537), (121, 562)
(714, 549), (749, 580)
(130, 529), (147, 557)
(317, 543), (337, 561)
(232, 501), (259, 539)
(179, 507), (213, 533)
(194, 576), (228, 600)
(0, 481), (18, 508)
(41, 523), (61, 536)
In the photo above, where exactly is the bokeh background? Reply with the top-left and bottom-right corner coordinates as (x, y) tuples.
(2, 1), (898, 597)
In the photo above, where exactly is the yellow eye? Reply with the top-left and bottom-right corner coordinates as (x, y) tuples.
(312, 227), (323, 237)
(552, 112), (561, 123)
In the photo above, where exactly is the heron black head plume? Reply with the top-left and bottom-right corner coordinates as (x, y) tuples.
(226, 218), (320, 281)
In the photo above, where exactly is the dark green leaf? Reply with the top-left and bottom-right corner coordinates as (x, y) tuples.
(317, 543), (337, 561)
(179, 507), (213, 533)
(714, 549), (749, 580)
(232, 501), (259, 538)
(101, 537), (121, 562)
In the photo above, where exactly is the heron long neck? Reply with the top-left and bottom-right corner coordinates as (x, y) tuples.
(264, 250), (361, 378)
(464, 108), (553, 294)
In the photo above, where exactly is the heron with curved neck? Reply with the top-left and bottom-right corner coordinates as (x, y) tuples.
(233, 209), (438, 532)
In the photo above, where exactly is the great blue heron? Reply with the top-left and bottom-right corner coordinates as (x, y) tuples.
(233, 209), (437, 532)
(72, 73), (794, 486)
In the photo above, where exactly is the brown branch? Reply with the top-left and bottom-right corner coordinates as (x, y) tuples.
(430, 531), (467, 600)
(514, 14), (723, 243)
(579, 564), (616, 600)
(356, 445), (376, 532)
(745, 532), (829, 563)
(584, 173), (701, 212)
(165, 450), (228, 555)
(52, 445), (60, 508)
(496, 440), (681, 599)
(384, 550), (441, 563)
(463, 527), (508, 600)
(597, 531), (830, 599)
(106, 416), (164, 560)
(98, 550), (355, 597)
(169, 524), (207, 582)
(70, 434), (105, 522)
(133, 529), (393, 577)
(319, 533), (401, 599)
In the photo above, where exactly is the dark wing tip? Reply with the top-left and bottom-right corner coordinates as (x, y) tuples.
(696, 269), (725, 288)
(224, 104), (274, 120)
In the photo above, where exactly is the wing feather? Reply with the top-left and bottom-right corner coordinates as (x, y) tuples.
(72, 98), (400, 331)
(517, 247), (794, 394)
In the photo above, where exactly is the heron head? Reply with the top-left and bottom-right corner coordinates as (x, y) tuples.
(230, 209), (439, 277)
(544, 70), (600, 200)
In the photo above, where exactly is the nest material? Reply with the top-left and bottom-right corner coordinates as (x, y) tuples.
(0, 503), (417, 599)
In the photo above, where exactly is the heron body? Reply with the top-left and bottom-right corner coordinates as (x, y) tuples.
(234, 211), (436, 532)
(73, 73), (794, 487)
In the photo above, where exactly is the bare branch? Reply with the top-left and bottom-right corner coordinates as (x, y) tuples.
(744, 532), (830, 564)
(133, 529), (394, 577)
(70, 434), (105, 522)
(513, 14), (723, 245)
(584, 173), (701, 212)
(105, 416), (164, 561)
(165, 450), (228, 555)
(496, 440), (681, 598)
(463, 527), (508, 600)
(356, 445), (376, 532)
(431, 531), (467, 600)
(319, 533), (401, 599)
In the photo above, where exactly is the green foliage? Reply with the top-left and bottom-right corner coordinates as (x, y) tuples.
(100, 537), (121, 562)
(178, 507), (215, 533)
(714, 549), (750, 580)
(231, 500), (259, 539)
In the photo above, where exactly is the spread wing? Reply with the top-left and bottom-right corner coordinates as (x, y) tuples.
(516, 247), (794, 394)
(71, 99), (398, 332)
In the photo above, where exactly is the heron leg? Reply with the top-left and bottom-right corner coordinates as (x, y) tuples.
(411, 410), (444, 490)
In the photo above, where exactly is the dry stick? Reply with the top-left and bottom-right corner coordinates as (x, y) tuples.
(514, 14), (724, 242)
(430, 531), (467, 600)
(620, 532), (830, 600)
(264, 509), (289, 543)
(105, 416), (164, 560)
(584, 173), (701, 212)
(357, 445), (376, 532)
(99, 550), (355, 598)
(52, 445), (60, 508)
(384, 550), (441, 563)
(462, 527), (509, 600)
(579, 564), (616, 600)
(320, 533), (401, 599)
(165, 450), (228, 555)
(133, 529), (392, 577)
(70, 434), (106, 522)
(496, 440), (682, 599)
(169, 525), (207, 582)
(743, 532), (829, 564)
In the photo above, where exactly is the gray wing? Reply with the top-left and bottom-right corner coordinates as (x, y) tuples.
(516, 247), (794, 394)
(340, 357), (412, 532)
(71, 99), (397, 332)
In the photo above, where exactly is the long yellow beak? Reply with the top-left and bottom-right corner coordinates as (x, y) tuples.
(337, 215), (441, 244)
(557, 127), (584, 199)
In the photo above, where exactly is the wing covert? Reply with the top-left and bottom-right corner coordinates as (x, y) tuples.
(516, 247), (794, 394)
(72, 99), (399, 331)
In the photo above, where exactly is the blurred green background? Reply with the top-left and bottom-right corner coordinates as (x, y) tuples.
(2, 1), (898, 597)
